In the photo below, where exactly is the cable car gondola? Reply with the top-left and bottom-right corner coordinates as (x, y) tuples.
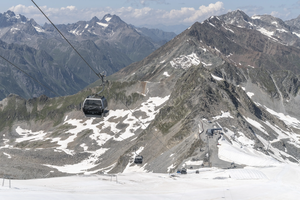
(30, 0), (108, 118)
(134, 155), (143, 164)
(82, 95), (107, 117)
(82, 72), (108, 117)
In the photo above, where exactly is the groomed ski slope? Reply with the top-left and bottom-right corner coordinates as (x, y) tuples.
(1, 164), (300, 200)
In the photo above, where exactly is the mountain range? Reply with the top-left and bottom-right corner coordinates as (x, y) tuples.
(0, 10), (300, 179)
(0, 10), (176, 100)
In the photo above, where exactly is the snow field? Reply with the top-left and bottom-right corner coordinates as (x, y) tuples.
(2, 164), (300, 200)
(218, 137), (279, 166)
(263, 106), (300, 129)
(244, 117), (269, 135)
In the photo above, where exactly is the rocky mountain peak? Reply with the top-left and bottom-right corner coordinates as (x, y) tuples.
(102, 14), (113, 21)
(219, 9), (251, 25)
(4, 10), (15, 17)
(217, 10), (300, 47)
(87, 14), (126, 29)
(285, 15), (300, 29)
(0, 10), (27, 27)
(90, 16), (100, 23)
(252, 15), (288, 29)
(230, 9), (249, 17)
(99, 14), (124, 26)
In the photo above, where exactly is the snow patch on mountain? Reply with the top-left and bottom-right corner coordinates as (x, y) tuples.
(201, 62), (212, 66)
(222, 24), (234, 33)
(292, 32), (300, 38)
(167, 163), (176, 172)
(80, 143), (88, 151)
(5, 13), (11, 18)
(246, 92), (254, 98)
(251, 16), (261, 20)
(211, 74), (224, 81)
(97, 22), (108, 28)
(0, 137), (11, 149)
(105, 17), (112, 22)
(69, 26), (83, 36)
(208, 22), (216, 28)
(272, 21), (278, 27)
(170, 53), (201, 69)
(88, 29), (98, 35)
(244, 117), (269, 135)
(212, 111), (233, 120)
(263, 106), (300, 129)
(11, 95), (170, 173)
(218, 134), (279, 166)
(264, 121), (290, 142)
(184, 160), (203, 166)
(45, 148), (110, 174)
(3, 152), (12, 159)
(33, 26), (45, 33)
(15, 126), (48, 143)
(257, 27), (274, 38)
(277, 29), (288, 33)
(10, 27), (20, 33)
(247, 21), (255, 27)
(163, 72), (170, 77)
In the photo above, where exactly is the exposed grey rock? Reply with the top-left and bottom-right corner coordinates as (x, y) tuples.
(1, 10), (300, 179)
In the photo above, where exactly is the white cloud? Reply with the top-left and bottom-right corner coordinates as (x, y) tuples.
(61, 6), (76, 11)
(9, 2), (224, 26)
(270, 11), (280, 17)
(163, 1), (224, 23)
(9, 5), (39, 15)
(270, 9), (291, 20)
(127, 0), (168, 6)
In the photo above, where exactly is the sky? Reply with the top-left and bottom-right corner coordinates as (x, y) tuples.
(1, 1), (300, 30)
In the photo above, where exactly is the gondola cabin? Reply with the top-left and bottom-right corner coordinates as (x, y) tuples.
(134, 155), (143, 164)
(181, 168), (187, 174)
(82, 96), (107, 117)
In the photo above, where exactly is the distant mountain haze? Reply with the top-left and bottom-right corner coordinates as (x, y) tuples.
(0, 11), (176, 100)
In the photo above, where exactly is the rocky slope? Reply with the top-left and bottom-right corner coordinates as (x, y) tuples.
(0, 10), (300, 179)
(219, 10), (300, 48)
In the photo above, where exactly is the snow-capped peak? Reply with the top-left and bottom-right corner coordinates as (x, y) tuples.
(105, 16), (112, 22)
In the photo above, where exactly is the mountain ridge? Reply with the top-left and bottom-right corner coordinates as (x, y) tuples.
(0, 10), (176, 101)
(1, 10), (300, 179)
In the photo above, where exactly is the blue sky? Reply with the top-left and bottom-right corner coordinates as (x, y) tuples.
(1, 0), (300, 29)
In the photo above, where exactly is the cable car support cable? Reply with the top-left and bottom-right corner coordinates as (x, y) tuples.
(31, 0), (103, 81)
(32, 0), (171, 160)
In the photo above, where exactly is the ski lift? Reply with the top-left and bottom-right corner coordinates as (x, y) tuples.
(31, 1), (109, 118)
(181, 168), (187, 174)
(82, 72), (108, 117)
(82, 95), (107, 117)
(134, 155), (143, 164)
